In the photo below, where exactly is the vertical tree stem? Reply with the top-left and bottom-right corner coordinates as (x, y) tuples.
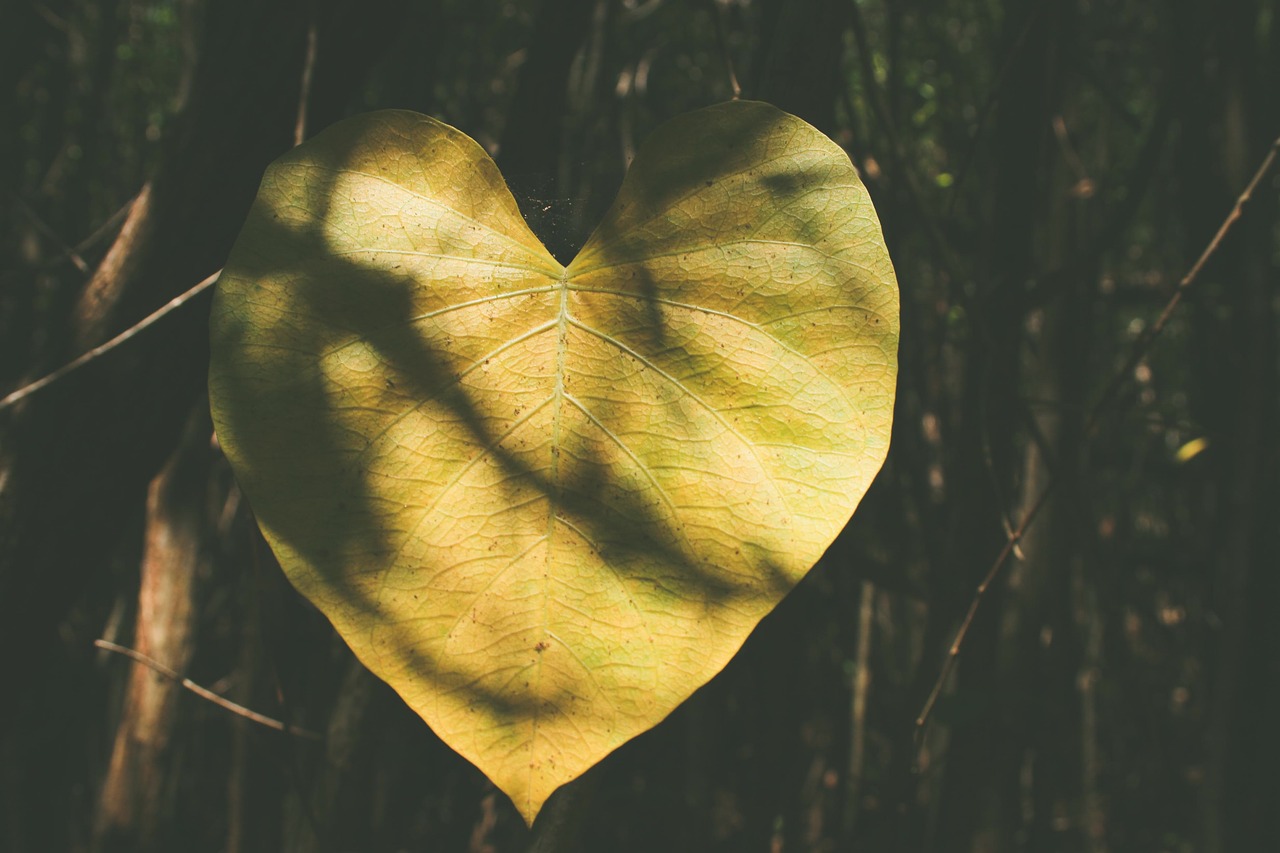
(844, 579), (876, 839)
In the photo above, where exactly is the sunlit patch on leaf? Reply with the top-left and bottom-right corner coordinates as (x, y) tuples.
(209, 100), (898, 825)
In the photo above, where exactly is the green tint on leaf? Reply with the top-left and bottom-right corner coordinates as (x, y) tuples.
(209, 101), (898, 824)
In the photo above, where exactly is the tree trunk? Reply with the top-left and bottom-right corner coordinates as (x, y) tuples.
(755, 0), (848, 135)
(94, 405), (220, 853)
(1194, 3), (1280, 847)
(932, 1), (1065, 850)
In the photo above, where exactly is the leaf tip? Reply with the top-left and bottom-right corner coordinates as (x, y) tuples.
(504, 781), (550, 828)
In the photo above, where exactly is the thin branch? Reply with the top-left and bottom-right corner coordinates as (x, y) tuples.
(4, 194), (138, 280)
(0, 269), (219, 413)
(95, 639), (321, 739)
(914, 480), (1055, 747)
(914, 131), (1280, 747)
(979, 360), (1027, 561)
(705, 0), (741, 99)
(0, 194), (135, 289)
(69, 195), (138, 259)
(294, 8), (319, 145)
(8, 191), (91, 274)
(1087, 133), (1280, 433)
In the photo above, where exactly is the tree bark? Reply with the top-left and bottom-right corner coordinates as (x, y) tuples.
(93, 405), (220, 853)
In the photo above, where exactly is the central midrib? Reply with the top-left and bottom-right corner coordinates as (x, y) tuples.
(528, 268), (572, 793)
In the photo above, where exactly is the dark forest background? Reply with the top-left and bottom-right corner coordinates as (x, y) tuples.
(1, 0), (1277, 851)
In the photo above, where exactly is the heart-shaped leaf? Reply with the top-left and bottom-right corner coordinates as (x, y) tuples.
(209, 100), (898, 824)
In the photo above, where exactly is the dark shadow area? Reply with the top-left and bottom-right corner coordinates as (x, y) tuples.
(504, 173), (588, 266)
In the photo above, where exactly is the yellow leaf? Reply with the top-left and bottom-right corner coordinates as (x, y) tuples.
(1175, 436), (1208, 463)
(209, 101), (899, 824)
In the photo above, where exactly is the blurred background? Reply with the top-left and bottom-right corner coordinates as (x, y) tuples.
(1, 0), (1276, 851)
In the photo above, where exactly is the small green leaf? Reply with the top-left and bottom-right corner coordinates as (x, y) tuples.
(209, 100), (898, 824)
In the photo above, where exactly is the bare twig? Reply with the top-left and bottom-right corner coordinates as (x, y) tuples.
(294, 10), (319, 145)
(8, 191), (91, 274)
(704, 0), (741, 99)
(914, 131), (1280, 747)
(0, 269), (219, 413)
(1087, 133), (1280, 432)
(0, 194), (135, 290)
(979, 370), (1027, 562)
(69, 195), (138, 258)
(95, 639), (321, 739)
(914, 480), (1056, 746)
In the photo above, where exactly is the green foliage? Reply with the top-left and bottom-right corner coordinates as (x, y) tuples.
(209, 100), (898, 822)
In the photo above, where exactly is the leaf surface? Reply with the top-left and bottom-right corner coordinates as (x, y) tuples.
(209, 100), (898, 824)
